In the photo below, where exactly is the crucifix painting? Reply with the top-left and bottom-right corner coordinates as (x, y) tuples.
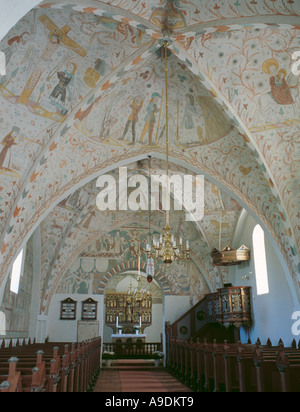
(18, 15), (87, 108)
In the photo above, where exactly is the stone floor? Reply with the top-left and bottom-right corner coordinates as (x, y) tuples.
(93, 359), (193, 392)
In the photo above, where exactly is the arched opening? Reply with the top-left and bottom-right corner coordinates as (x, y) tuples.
(103, 271), (163, 344)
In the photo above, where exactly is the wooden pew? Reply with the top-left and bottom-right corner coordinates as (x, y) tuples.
(174, 338), (180, 378)
(0, 348), (60, 392)
(212, 340), (227, 392)
(203, 340), (214, 392)
(223, 341), (240, 392)
(0, 361), (44, 392)
(178, 339), (185, 382)
(171, 338), (178, 376)
(166, 334), (300, 393)
(276, 347), (300, 392)
(235, 342), (257, 392)
(195, 339), (205, 392)
(0, 357), (22, 392)
(253, 342), (300, 392)
(167, 337), (175, 373)
(184, 340), (191, 386)
(189, 341), (197, 391)
(0, 337), (101, 392)
(0, 345), (64, 392)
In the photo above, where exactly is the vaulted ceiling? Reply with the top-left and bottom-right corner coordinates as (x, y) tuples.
(0, 0), (299, 312)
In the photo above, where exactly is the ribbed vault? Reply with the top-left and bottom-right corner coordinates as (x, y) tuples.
(0, 0), (299, 313)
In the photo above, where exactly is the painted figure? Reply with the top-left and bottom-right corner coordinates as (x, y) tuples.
(182, 93), (197, 129)
(270, 69), (294, 105)
(0, 127), (20, 170)
(119, 96), (143, 144)
(262, 59), (294, 105)
(3, 32), (30, 67)
(50, 63), (77, 115)
(18, 15), (86, 106)
(84, 58), (106, 88)
(140, 93), (160, 145)
(252, 58), (299, 125)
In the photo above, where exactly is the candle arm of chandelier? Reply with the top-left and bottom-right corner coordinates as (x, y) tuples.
(146, 230), (190, 262)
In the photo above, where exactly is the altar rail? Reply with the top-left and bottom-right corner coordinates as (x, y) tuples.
(0, 337), (101, 392)
(103, 341), (162, 358)
(166, 337), (300, 392)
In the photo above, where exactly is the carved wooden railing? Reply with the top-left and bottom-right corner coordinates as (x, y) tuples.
(166, 287), (252, 347)
(103, 342), (162, 358)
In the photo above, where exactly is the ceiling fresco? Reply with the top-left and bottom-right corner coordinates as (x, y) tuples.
(0, 0), (299, 313)
(39, 161), (241, 313)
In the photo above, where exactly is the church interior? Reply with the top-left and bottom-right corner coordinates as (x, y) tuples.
(0, 0), (299, 393)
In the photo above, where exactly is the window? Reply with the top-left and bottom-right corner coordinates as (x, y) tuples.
(0, 311), (6, 335)
(252, 225), (269, 295)
(10, 248), (24, 294)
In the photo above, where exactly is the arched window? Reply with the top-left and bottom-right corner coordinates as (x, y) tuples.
(10, 248), (24, 294)
(252, 225), (269, 295)
(0, 311), (6, 335)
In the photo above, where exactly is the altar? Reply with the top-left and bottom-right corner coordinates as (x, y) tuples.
(111, 334), (146, 343)
(105, 293), (152, 329)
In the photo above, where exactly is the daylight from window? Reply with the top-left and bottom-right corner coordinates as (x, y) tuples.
(10, 249), (24, 294)
(0, 311), (6, 335)
(253, 225), (269, 296)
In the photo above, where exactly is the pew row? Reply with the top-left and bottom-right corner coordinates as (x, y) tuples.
(0, 337), (101, 392)
(166, 338), (300, 392)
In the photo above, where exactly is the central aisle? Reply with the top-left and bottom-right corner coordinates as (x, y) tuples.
(93, 360), (193, 393)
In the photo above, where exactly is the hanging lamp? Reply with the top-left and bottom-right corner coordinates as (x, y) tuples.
(145, 41), (190, 267)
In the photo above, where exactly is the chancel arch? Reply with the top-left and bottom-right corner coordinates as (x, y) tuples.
(97, 260), (171, 296)
(103, 270), (163, 342)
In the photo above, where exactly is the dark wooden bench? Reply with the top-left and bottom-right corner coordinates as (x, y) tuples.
(0, 337), (101, 392)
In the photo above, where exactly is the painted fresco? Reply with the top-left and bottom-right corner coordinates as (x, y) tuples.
(39, 167), (243, 313)
(56, 245), (210, 306)
(0, 0), (299, 316)
(72, 52), (233, 148)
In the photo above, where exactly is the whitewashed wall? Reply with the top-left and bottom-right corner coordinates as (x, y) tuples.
(229, 211), (299, 346)
(48, 294), (104, 343)
(47, 294), (192, 344)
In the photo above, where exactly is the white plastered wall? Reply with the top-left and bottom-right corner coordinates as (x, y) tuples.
(229, 209), (300, 346)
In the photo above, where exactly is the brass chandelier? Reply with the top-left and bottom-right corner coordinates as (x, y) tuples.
(145, 41), (190, 267)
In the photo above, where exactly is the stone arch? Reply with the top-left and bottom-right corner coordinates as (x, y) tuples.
(97, 259), (171, 296)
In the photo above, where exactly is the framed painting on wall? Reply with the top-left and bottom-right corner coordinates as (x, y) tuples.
(60, 298), (76, 320)
(82, 298), (97, 320)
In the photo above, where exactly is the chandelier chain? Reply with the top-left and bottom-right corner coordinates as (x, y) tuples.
(145, 42), (190, 267)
